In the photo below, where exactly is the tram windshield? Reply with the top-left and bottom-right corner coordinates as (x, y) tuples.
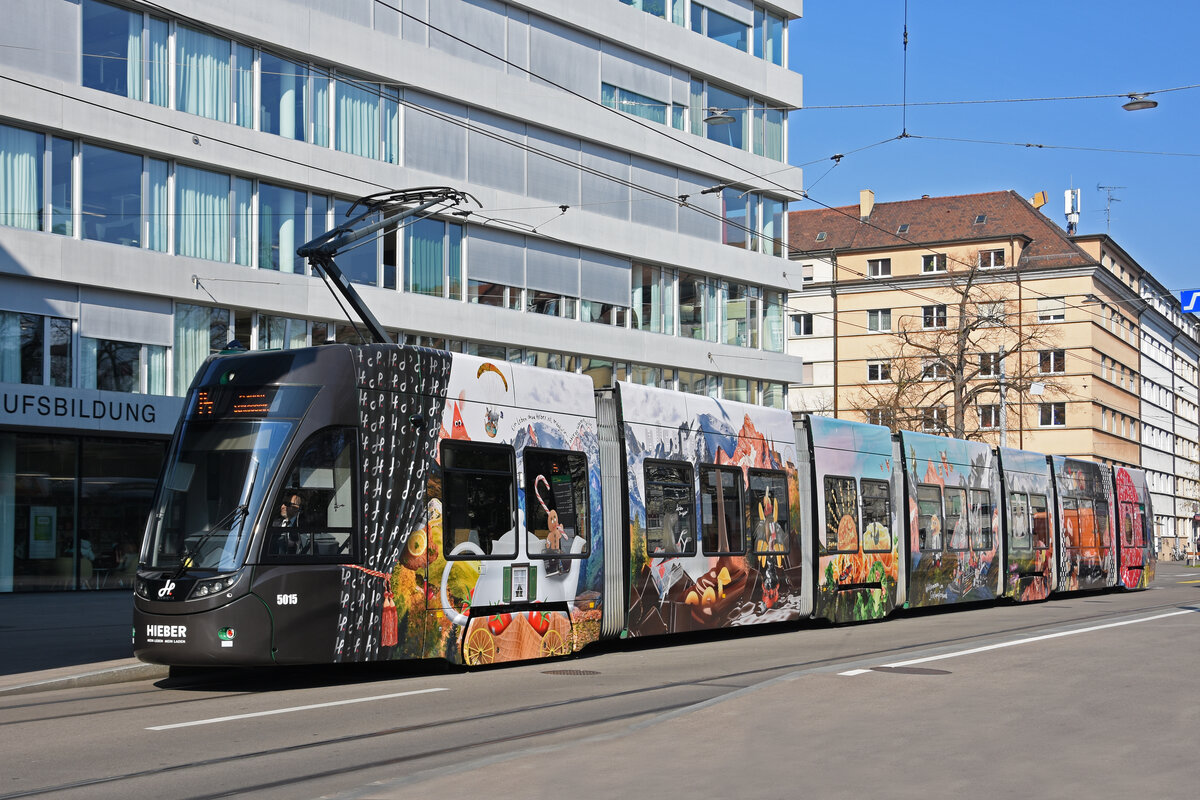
(145, 419), (295, 571)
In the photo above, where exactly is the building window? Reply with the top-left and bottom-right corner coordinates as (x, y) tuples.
(897, 223), (910, 235)
(921, 407), (947, 432)
(0, 125), (65, 234)
(790, 313), (814, 337)
(724, 283), (760, 348)
(257, 182), (308, 273)
(801, 263), (814, 283)
(867, 361), (891, 382)
(763, 291), (785, 353)
(922, 360), (949, 380)
(80, 337), (166, 394)
(468, 282), (521, 309)
(980, 352), (1001, 377)
(704, 83), (748, 150)
(868, 258), (891, 278)
(867, 309), (892, 332)
(80, 144), (155, 249)
(753, 5), (785, 65)
(922, 254), (947, 273)
(0, 312), (73, 387)
(867, 408), (895, 428)
(1037, 297), (1066, 322)
(678, 271), (716, 341)
(406, 217), (463, 299)
(1039, 401), (1066, 427)
(173, 304), (230, 396)
(581, 300), (628, 327)
(979, 249), (1005, 268)
(978, 404), (1000, 429)
(721, 187), (748, 250)
(923, 304), (948, 329)
(977, 301), (1004, 326)
(601, 83), (667, 125)
(1039, 349), (1065, 374)
(691, 3), (749, 52)
(82, 0), (169, 106)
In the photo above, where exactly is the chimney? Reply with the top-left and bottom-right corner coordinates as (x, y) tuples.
(859, 189), (875, 221)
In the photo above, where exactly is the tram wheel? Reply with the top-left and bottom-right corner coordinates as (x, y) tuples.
(465, 628), (496, 665)
(540, 629), (570, 658)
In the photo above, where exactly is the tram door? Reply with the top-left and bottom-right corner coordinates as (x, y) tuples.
(255, 428), (357, 663)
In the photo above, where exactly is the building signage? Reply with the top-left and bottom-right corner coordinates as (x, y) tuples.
(1183, 289), (1200, 313)
(0, 383), (183, 436)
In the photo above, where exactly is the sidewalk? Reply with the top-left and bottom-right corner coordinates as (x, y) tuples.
(0, 590), (167, 696)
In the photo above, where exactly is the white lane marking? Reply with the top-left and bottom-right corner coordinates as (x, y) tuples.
(839, 608), (1197, 676)
(146, 687), (448, 730)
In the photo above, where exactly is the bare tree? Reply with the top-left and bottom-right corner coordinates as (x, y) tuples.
(852, 251), (1069, 440)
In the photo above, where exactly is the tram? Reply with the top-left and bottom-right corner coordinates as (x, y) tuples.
(132, 190), (1156, 668)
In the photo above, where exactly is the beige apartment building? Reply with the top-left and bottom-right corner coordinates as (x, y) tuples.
(787, 190), (1200, 554)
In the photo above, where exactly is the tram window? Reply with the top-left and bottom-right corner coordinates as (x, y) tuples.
(861, 479), (891, 553)
(1094, 499), (1111, 547)
(945, 487), (968, 551)
(748, 469), (791, 555)
(916, 484), (943, 552)
(1119, 502), (1136, 547)
(1078, 497), (1096, 548)
(1029, 494), (1049, 549)
(1010, 492), (1030, 550)
(1137, 503), (1147, 547)
(701, 466), (745, 554)
(442, 441), (516, 559)
(970, 489), (993, 551)
(824, 476), (859, 553)
(644, 461), (696, 556)
(1061, 497), (1079, 547)
(265, 427), (356, 562)
(524, 448), (590, 566)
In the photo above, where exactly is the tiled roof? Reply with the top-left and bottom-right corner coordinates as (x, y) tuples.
(788, 190), (1094, 269)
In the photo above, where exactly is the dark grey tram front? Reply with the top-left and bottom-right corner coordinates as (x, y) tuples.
(134, 345), (361, 665)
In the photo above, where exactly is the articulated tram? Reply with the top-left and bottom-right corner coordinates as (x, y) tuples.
(132, 342), (1156, 667)
(132, 188), (1156, 668)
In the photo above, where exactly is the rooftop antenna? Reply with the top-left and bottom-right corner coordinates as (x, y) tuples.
(1064, 188), (1081, 235)
(1096, 183), (1125, 233)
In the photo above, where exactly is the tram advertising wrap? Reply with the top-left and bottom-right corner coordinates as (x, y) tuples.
(133, 343), (1157, 668)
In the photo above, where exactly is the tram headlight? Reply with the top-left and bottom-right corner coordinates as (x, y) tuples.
(134, 577), (151, 599)
(189, 570), (243, 600)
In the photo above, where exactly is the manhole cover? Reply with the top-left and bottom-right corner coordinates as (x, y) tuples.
(542, 669), (600, 676)
(871, 666), (951, 675)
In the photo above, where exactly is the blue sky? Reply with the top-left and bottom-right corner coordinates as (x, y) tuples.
(788, 1), (1200, 297)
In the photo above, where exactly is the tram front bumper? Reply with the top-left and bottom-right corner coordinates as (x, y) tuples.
(133, 593), (273, 666)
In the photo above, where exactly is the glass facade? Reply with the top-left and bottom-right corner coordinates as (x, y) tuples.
(4, 1), (800, 600)
(0, 433), (165, 592)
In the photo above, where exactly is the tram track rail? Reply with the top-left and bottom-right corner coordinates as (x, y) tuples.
(1, 593), (1192, 799)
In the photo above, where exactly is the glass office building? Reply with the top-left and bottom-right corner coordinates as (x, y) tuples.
(0, 0), (804, 592)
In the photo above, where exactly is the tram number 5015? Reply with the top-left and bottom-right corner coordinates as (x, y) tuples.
(276, 594), (299, 605)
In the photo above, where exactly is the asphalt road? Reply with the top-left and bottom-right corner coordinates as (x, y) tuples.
(2, 564), (1197, 800)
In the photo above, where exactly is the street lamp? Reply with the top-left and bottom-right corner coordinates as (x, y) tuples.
(703, 108), (736, 125)
(1122, 93), (1158, 111)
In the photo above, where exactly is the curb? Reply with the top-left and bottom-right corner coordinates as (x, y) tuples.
(0, 662), (169, 697)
